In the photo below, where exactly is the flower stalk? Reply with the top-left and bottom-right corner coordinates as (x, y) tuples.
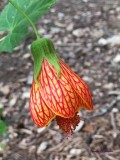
(8, 0), (40, 39)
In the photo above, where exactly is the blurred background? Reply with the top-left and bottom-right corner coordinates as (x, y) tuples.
(0, 0), (120, 159)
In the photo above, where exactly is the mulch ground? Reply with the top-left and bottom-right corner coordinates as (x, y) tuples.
(0, 0), (120, 160)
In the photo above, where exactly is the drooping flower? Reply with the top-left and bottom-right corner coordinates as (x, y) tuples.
(30, 38), (93, 134)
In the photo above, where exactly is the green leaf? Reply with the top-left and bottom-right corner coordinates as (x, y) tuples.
(0, 120), (7, 136)
(0, 0), (56, 53)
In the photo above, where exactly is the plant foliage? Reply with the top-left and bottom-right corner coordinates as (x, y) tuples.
(0, 0), (56, 53)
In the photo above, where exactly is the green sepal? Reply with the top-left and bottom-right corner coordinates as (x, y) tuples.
(31, 39), (44, 85)
(42, 38), (61, 78)
(31, 38), (61, 84)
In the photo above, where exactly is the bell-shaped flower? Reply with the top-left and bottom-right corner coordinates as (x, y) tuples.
(30, 38), (93, 134)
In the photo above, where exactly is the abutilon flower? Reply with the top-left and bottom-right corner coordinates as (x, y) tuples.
(30, 38), (93, 135)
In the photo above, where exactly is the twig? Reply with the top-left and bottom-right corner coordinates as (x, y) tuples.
(108, 90), (120, 96)
(94, 152), (103, 160)
(55, 43), (81, 47)
(110, 111), (120, 138)
(46, 137), (81, 153)
(105, 154), (117, 160)
(86, 95), (120, 120)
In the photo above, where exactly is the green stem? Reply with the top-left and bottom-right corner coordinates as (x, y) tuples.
(8, 0), (40, 39)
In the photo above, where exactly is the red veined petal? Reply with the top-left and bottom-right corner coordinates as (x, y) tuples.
(38, 59), (80, 118)
(60, 59), (93, 110)
(30, 82), (56, 127)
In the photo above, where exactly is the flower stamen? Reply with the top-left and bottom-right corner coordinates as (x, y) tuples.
(56, 112), (80, 135)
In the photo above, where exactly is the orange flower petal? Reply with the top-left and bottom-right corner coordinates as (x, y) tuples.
(38, 59), (80, 118)
(60, 59), (93, 110)
(30, 83), (56, 127)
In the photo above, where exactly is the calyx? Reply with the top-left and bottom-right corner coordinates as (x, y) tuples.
(31, 38), (61, 84)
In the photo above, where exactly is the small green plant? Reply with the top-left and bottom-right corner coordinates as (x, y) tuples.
(0, 107), (7, 136)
